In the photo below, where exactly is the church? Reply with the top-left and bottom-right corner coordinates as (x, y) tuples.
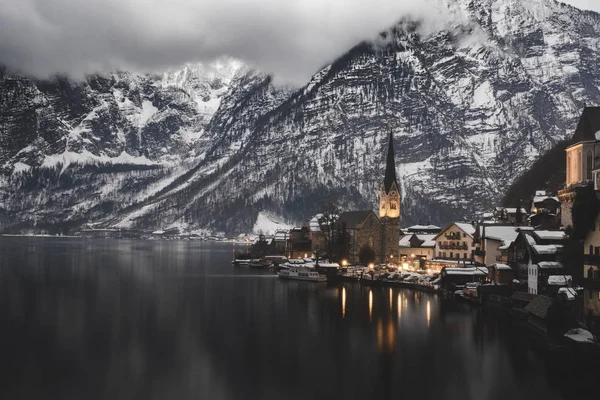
(337, 131), (401, 264)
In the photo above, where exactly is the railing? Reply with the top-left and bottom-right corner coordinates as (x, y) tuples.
(439, 243), (468, 250)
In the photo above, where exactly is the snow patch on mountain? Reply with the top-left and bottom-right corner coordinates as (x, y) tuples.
(252, 212), (294, 235)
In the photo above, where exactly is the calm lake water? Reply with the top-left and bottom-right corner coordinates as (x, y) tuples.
(0, 237), (588, 400)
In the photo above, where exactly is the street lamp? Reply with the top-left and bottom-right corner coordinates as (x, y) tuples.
(341, 259), (348, 267)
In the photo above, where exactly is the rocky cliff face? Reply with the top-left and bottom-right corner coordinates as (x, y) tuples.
(2, 0), (600, 235)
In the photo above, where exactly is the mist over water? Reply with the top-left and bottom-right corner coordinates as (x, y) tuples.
(0, 238), (578, 400)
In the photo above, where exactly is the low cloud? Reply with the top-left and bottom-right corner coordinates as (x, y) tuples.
(0, 0), (454, 84)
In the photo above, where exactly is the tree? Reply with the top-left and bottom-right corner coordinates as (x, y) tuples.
(316, 196), (341, 259)
(330, 221), (351, 263)
(358, 245), (376, 267)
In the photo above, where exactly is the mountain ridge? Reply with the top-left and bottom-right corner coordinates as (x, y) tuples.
(1, 0), (600, 234)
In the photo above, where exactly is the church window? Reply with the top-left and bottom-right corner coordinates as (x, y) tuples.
(390, 202), (397, 210)
(369, 236), (373, 248)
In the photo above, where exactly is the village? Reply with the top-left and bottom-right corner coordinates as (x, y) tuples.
(237, 107), (600, 348)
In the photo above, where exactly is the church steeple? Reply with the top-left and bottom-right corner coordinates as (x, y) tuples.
(379, 130), (400, 220)
(383, 130), (398, 194)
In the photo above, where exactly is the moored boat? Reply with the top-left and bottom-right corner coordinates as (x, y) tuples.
(277, 266), (327, 282)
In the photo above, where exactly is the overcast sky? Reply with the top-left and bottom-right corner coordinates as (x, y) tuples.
(1, 0), (599, 84)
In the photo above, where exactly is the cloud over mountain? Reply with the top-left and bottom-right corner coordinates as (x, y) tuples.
(0, 0), (458, 84)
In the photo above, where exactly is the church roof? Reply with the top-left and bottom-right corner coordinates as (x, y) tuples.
(337, 210), (379, 229)
(574, 106), (600, 141)
(383, 130), (398, 193)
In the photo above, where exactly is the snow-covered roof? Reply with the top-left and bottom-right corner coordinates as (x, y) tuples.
(533, 195), (559, 204)
(525, 234), (538, 246)
(548, 275), (572, 285)
(533, 230), (566, 240)
(407, 224), (440, 231)
(399, 234), (413, 247)
(538, 261), (564, 269)
(504, 207), (527, 214)
(492, 263), (511, 270)
(417, 234), (437, 247)
(444, 267), (488, 276)
(152, 230), (165, 235)
(309, 214), (322, 232)
(274, 230), (289, 241)
(498, 242), (512, 250)
(482, 212), (493, 218)
(532, 244), (562, 255)
(455, 223), (476, 236)
(558, 287), (577, 300)
(483, 226), (519, 243)
(564, 328), (594, 343)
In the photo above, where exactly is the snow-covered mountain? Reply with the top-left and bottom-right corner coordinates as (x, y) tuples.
(1, 0), (600, 235)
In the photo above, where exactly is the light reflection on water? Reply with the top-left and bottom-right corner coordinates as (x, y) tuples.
(0, 237), (587, 400)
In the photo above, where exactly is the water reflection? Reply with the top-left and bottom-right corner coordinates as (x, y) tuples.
(0, 238), (588, 400)
(342, 286), (346, 318)
(368, 289), (373, 321)
(427, 300), (431, 328)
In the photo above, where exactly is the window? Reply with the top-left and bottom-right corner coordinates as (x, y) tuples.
(595, 247), (600, 256)
(587, 151), (593, 181)
(463, 232), (466, 238)
(390, 202), (397, 210)
(450, 252), (453, 258)
(463, 253), (467, 259)
(591, 245), (594, 255)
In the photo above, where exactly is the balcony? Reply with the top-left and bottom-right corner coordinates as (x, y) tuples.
(439, 242), (468, 250)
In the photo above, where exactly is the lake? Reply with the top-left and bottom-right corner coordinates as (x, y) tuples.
(0, 237), (588, 400)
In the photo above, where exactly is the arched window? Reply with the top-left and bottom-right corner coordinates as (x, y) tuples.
(590, 245), (594, 255)
(587, 151), (593, 180)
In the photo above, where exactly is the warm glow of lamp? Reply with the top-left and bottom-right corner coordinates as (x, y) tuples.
(368, 263), (375, 269)
(402, 263), (409, 270)
(304, 253), (308, 258)
(411, 254), (415, 258)
(341, 259), (348, 267)
(390, 255), (394, 259)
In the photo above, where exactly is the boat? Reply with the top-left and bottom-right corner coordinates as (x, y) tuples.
(249, 259), (271, 268)
(232, 259), (251, 267)
(277, 266), (327, 282)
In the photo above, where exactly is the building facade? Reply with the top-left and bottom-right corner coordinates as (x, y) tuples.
(433, 223), (478, 261)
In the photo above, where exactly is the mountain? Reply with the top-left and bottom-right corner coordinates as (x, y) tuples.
(2, 0), (600, 235)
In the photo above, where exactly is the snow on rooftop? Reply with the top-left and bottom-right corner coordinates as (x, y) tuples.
(483, 226), (519, 243)
(534, 230), (566, 240)
(565, 328), (595, 343)
(408, 224), (440, 231)
(558, 287), (577, 301)
(492, 263), (511, 270)
(532, 245), (562, 255)
(538, 261), (563, 269)
(547, 275), (572, 285)
(455, 222), (476, 236)
(533, 195), (559, 203)
(418, 234), (437, 247)
(444, 267), (488, 276)
(399, 235), (413, 247)
(525, 234), (538, 246)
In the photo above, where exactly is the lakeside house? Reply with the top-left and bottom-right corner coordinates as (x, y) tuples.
(432, 222), (478, 261)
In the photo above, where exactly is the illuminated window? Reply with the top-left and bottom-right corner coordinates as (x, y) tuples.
(390, 202), (397, 210)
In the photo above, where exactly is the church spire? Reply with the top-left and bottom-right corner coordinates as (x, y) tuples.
(383, 130), (398, 194)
